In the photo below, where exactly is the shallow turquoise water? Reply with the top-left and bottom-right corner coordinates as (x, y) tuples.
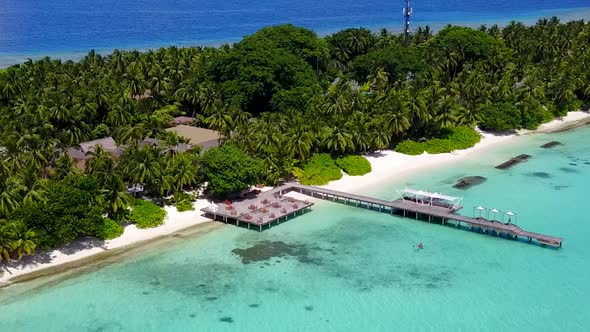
(1, 126), (589, 331)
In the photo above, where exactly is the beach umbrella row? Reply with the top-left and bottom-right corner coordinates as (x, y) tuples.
(472, 206), (518, 224)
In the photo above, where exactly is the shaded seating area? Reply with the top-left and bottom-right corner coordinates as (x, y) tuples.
(397, 188), (463, 211)
(200, 191), (313, 231)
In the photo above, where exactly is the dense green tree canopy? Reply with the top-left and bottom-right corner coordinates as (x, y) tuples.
(14, 175), (104, 248)
(211, 25), (325, 113)
(351, 44), (424, 83)
(0, 19), (589, 260)
(201, 145), (262, 196)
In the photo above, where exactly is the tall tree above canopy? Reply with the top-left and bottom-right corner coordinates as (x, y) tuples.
(428, 26), (507, 62)
(201, 145), (261, 197)
(239, 24), (329, 69)
(210, 25), (324, 114)
(326, 28), (375, 67)
(351, 44), (424, 83)
(426, 26), (508, 81)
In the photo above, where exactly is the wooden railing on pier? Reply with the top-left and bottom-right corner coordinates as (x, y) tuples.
(276, 183), (563, 248)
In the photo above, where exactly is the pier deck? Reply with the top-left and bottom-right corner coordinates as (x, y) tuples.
(200, 190), (313, 231)
(278, 183), (563, 248)
(200, 183), (562, 248)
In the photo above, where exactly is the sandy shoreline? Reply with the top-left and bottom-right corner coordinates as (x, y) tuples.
(1, 111), (588, 287)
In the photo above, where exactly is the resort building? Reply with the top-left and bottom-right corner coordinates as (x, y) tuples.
(66, 136), (122, 169)
(171, 116), (194, 126)
(165, 125), (221, 151)
(66, 121), (220, 170)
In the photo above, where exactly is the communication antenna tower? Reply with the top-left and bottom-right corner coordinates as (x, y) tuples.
(403, 0), (413, 46)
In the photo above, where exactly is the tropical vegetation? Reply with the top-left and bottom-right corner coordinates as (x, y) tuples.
(294, 154), (343, 185)
(0, 18), (588, 261)
(127, 200), (167, 229)
(335, 155), (372, 176)
(394, 127), (482, 155)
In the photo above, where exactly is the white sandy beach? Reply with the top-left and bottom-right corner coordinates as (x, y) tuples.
(322, 111), (590, 193)
(0, 199), (214, 285)
(1, 111), (588, 286)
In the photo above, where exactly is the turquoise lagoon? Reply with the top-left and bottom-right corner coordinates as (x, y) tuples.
(1, 126), (589, 331)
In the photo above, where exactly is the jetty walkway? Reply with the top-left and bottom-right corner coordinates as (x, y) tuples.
(201, 183), (563, 248)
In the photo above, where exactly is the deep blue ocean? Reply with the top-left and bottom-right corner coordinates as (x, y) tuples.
(1, 0), (589, 66)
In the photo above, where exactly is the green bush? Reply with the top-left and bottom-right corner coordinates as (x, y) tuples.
(296, 153), (342, 185)
(335, 155), (372, 176)
(127, 200), (167, 229)
(479, 102), (522, 132)
(96, 218), (124, 240)
(176, 199), (195, 212)
(201, 145), (262, 197)
(395, 127), (481, 155)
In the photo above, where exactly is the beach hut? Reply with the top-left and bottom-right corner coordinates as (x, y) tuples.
(488, 208), (501, 222)
(473, 206), (485, 219)
(504, 211), (517, 225)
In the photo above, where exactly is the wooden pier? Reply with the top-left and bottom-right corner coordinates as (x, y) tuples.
(276, 183), (563, 248)
(200, 194), (314, 231)
(200, 183), (563, 248)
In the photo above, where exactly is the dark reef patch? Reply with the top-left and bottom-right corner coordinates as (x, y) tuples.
(232, 241), (320, 265)
(495, 154), (532, 170)
(559, 167), (579, 173)
(248, 304), (259, 308)
(305, 305), (314, 311)
(569, 163), (578, 166)
(219, 316), (234, 323)
(453, 176), (487, 189)
(540, 141), (562, 148)
(526, 172), (551, 179)
(205, 296), (218, 301)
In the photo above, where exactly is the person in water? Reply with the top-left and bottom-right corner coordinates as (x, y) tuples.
(417, 243), (424, 250)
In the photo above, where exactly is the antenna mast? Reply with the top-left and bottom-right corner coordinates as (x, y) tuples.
(403, 0), (413, 46)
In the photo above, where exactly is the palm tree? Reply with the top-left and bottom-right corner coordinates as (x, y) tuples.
(169, 154), (199, 192)
(121, 146), (162, 193)
(101, 174), (132, 218)
(367, 67), (389, 91)
(85, 145), (116, 186)
(204, 100), (233, 135)
(321, 126), (353, 155)
(0, 221), (13, 261)
(4, 220), (37, 260)
(0, 177), (25, 218)
(54, 154), (79, 180)
(286, 129), (315, 160)
(434, 96), (459, 130)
